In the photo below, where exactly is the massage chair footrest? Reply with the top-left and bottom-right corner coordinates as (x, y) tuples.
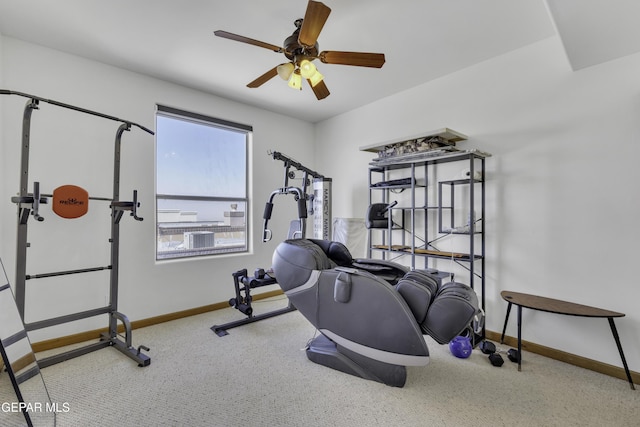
(422, 282), (480, 344)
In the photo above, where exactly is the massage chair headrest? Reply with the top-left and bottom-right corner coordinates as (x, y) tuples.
(306, 239), (353, 267)
(271, 239), (353, 292)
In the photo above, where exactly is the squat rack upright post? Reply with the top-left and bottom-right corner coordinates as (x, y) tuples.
(2, 89), (153, 368)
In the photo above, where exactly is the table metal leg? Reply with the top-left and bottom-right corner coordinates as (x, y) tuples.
(517, 305), (522, 372)
(501, 302), (512, 344)
(607, 317), (635, 390)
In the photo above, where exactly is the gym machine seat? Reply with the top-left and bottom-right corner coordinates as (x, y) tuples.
(271, 239), (481, 387)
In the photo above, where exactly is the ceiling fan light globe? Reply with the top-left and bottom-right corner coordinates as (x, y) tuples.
(277, 63), (294, 80)
(288, 71), (302, 90)
(299, 59), (317, 79)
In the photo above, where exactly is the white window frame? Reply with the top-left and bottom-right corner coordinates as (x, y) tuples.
(155, 105), (251, 260)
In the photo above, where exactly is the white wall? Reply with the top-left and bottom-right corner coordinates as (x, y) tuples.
(0, 37), (314, 341)
(315, 36), (640, 372)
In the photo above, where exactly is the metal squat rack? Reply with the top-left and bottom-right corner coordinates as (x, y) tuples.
(2, 89), (153, 368)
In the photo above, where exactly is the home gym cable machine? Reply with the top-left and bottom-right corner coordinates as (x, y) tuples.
(1, 89), (152, 367)
(211, 150), (331, 336)
(261, 150), (332, 243)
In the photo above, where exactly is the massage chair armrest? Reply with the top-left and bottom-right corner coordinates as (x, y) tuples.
(352, 258), (409, 285)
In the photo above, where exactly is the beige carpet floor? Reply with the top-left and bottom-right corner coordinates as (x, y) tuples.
(3, 296), (639, 427)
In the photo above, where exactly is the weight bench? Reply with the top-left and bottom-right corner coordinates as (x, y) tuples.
(500, 290), (635, 390)
(210, 269), (296, 337)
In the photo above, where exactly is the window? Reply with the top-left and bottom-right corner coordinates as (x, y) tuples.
(155, 105), (251, 260)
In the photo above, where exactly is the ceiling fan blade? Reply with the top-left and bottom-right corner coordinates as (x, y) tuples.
(307, 79), (330, 100)
(319, 51), (386, 68)
(214, 30), (282, 53)
(298, 1), (332, 48)
(247, 67), (279, 88)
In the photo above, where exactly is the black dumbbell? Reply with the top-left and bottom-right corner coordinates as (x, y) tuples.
(479, 341), (505, 367)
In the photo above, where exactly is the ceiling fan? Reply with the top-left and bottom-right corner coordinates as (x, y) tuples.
(214, 0), (385, 100)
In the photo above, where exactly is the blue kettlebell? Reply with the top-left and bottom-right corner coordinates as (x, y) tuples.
(449, 335), (472, 359)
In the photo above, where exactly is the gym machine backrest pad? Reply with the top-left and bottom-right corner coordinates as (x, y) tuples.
(52, 185), (89, 218)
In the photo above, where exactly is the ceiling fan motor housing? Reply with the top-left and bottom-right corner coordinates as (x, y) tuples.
(284, 21), (319, 62)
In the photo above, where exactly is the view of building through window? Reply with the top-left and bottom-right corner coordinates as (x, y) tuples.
(155, 105), (250, 260)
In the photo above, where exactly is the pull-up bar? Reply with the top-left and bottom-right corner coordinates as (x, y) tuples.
(0, 89), (154, 135)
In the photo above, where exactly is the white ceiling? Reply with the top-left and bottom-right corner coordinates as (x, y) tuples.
(0, 1), (637, 123)
(545, 0), (640, 71)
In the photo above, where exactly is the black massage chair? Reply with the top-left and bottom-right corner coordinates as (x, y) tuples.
(271, 238), (482, 387)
